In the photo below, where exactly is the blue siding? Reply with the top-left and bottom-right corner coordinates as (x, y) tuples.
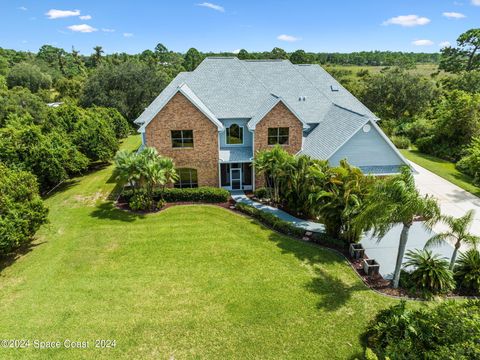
(219, 119), (253, 148)
(328, 123), (405, 167)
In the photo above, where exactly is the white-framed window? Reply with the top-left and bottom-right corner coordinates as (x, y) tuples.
(226, 124), (243, 145)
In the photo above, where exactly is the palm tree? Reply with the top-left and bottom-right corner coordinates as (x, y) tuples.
(309, 160), (373, 241)
(404, 249), (454, 296)
(355, 167), (440, 288)
(113, 150), (139, 189)
(253, 145), (291, 204)
(454, 249), (480, 294)
(92, 46), (104, 66)
(425, 210), (480, 270)
(157, 157), (178, 197)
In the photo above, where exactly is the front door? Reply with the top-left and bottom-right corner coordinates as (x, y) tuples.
(230, 168), (242, 190)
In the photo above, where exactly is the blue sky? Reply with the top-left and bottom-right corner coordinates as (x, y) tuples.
(0, 0), (479, 55)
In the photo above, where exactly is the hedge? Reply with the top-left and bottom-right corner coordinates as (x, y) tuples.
(235, 202), (305, 238)
(122, 186), (230, 204)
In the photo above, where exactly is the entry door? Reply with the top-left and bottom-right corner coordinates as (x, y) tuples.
(230, 168), (242, 190)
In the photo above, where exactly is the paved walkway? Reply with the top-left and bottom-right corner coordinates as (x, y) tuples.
(230, 191), (325, 233)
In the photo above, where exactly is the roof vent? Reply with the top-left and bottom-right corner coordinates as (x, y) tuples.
(330, 85), (339, 92)
(302, 96), (306, 101)
(298, 96), (302, 101)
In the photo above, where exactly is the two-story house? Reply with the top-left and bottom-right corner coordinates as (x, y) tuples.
(135, 57), (409, 191)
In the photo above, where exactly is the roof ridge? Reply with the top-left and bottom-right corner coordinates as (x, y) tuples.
(288, 60), (334, 107)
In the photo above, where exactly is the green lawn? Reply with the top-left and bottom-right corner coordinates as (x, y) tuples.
(0, 135), (400, 359)
(400, 148), (480, 197)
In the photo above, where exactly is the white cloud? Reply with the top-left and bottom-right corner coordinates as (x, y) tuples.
(18, 6), (27, 11)
(442, 11), (466, 18)
(46, 9), (81, 19)
(102, 28), (115, 32)
(439, 41), (451, 47)
(277, 34), (301, 42)
(79, 15), (92, 20)
(472, 0), (480, 5)
(383, 14), (431, 27)
(123, 32), (134, 37)
(67, 24), (98, 33)
(412, 39), (434, 46)
(232, 49), (241, 54)
(196, 2), (225, 12)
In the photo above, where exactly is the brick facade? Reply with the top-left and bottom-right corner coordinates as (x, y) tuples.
(254, 102), (303, 188)
(144, 92), (219, 187)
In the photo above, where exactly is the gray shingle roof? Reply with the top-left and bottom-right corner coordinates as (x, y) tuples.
(300, 104), (369, 159)
(136, 57), (389, 163)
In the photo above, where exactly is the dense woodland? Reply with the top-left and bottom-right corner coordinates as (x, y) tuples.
(0, 28), (479, 255)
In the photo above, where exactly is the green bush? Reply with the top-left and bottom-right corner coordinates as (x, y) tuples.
(454, 249), (480, 295)
(456, 137), (480, 185)
(157, 199), (166, 210)
(161, 187), (229, 203)
(0, 163), (49, 254)
(390, 135), (411, 149)
(253, 187), (269, 199)
(403, 249), (455, 298)
(364, 300), (480, 359)
(235, 202), (305, 238)
(122, 187), (229, 205)
(129, 190), (153, 211)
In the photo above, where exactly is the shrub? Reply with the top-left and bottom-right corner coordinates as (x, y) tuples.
(454, 249), (480, 294)
(128, 190), (153, 211)
(235, 202), (305, 238)
(253, 187), (269, 199)
(364, 300), (480, 359)
(310, 232), (345, 249)
(122, 187), (229, 206)
(157, 199), (166, 210)
(0, 163), (49, 254)
(390, 135), (411, 149)
(161, 187), (229, 203)
(403, 249), (455, 297)
(456, 137), (480, 185)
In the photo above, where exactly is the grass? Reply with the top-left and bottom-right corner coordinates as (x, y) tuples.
(0, 135), (403, 359)
(400, 148), (480, 197)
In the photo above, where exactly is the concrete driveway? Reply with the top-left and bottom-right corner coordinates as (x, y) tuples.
(361, 160), (480, 278)
(410, 161), (480, 245)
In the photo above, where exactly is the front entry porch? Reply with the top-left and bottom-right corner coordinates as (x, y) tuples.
(220, 162), (253, 191)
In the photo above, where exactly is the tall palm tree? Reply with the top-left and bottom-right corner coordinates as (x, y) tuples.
(425, 210), (480, 270)
(355, 167), (440, 288)
(92, 46), (104, 66)
(253, 145), (291, 204)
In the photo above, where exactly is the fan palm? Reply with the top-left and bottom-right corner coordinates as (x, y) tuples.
(425, 210), (480, 270)
(113, 150), (139, 188)
(354, 167), (440, 288)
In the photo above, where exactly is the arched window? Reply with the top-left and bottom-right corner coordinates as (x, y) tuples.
(174, 168), (198, 188)
(226, 124), (243, 144)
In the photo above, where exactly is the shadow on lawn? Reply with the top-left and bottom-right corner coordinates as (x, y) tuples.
(268, 231), (367, 311)
(0, 241), (45, 274)
(90, 201), (145, 222)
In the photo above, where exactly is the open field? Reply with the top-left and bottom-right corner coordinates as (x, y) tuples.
(0, 136), (403, 359)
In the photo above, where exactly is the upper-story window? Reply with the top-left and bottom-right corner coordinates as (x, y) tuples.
(226, 124), (243, 145)
(268, 127), (289, 145)
(171, 130), (193, 148)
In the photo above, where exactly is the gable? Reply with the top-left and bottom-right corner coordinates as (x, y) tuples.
(257, 102), (304, 128)
(328, 121), (407, 168)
